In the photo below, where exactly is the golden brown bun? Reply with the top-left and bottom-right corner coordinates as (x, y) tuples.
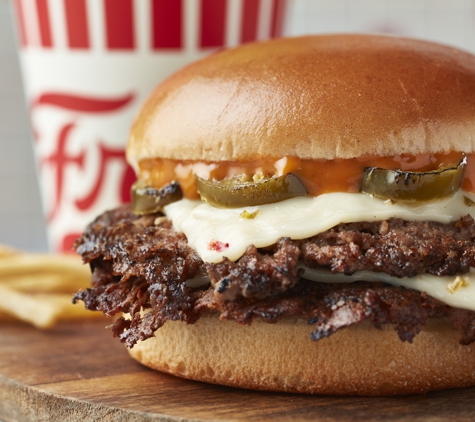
(128, 314), (475, 396)
(128, 34), (475, 169)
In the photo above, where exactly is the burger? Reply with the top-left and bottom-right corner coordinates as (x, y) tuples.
(73, 34), (475, 396)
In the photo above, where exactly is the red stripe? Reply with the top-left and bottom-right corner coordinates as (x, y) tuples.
(240, 0), (259, 44)
(105, 0), (135, 50)
(270, 0), (287, 38)
(32, 92), (135, 113)
(200, 0), (227, 48)
(151, 0), (182, 49)
(61, 233), (83, 253)
(36, 0), (53, 47)
(64, 0), (89, 49)
(12, 0), (28, 47)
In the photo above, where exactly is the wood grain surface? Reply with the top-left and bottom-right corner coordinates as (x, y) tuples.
(0, 320), (475, 422)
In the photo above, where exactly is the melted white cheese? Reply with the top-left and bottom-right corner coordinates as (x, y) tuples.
(299, 266), (475, 311)
(164, 190), (475, 263)
(184, 266), (475, 311)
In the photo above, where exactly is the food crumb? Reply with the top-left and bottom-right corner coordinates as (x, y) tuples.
(447, 276), (470, 293)
(240, 209), (259, 219)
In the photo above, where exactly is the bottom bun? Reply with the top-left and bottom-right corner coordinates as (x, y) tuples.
(127, 314), (475, 395)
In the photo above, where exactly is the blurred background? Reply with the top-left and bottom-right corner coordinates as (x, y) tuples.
(2, 0), (475, 252)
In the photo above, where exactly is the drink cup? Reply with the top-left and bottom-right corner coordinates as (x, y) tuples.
(11, 0), (289, 252)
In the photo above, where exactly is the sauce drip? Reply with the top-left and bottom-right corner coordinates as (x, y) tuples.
(138, 151), (469, 199)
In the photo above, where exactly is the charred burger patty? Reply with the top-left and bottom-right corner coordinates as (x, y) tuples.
(74, 206), (475, 347)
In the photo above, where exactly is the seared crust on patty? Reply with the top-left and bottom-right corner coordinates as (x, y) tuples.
(73, 206), (475, 348)
(302, 215), (475, 277)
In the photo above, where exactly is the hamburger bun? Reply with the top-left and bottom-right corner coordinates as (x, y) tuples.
(128, 34), (475, 168)
(129, 315), (475, 396)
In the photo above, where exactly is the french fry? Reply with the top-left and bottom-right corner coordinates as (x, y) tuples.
(0, 244), (20, 258)
(0, 285), (102, 328)
(0, 247), (102, 328)
(0, 273), (90, 293)
(0, 310), (18, 323)
(0, 253), (89, 278)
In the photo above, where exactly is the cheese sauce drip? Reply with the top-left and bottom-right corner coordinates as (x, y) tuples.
(138, 151), (473, 199)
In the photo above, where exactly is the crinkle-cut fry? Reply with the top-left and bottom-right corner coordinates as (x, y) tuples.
(0, 285), (102, 329)
(0, 253), (89, 278)
(0, 273), (90, 293)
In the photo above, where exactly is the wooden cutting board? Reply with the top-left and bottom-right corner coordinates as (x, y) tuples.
(0, 320), (475, 422)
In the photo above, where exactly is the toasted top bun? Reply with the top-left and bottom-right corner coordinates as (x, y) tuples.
(127, 34), (475, 169)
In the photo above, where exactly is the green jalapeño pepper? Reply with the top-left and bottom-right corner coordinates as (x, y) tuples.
(361, 158), (466, 202)
(196, 173), (307, 208)
(132, 180), (183, 214)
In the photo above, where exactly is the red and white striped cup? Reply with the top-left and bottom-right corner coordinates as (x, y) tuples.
(11, 0), (289, 253)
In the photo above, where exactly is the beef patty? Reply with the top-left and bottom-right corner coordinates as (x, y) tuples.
(73, 206), (475, 348)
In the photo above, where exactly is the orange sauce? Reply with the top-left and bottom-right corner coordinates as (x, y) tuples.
(138, 151), (470, 199)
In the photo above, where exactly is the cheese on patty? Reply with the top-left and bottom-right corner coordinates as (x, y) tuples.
(184, 266), (475, 311)
(299, 266), (474, 311)
(164, 190), (475, 264)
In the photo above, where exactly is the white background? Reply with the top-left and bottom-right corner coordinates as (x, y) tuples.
(2, 0), (475, 251)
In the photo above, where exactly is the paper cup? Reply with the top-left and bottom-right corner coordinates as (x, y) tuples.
(11, 0), (289, 252)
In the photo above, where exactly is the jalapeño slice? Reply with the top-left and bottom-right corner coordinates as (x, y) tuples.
(361, 158), (466, 202)
(132, 180), (183, 214)
(197, 174), (307, 208)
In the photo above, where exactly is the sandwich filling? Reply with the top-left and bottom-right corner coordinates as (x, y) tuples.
(163, 189), (475, 264)
(73, 153), (475, 348)
(73, 207), (475, 348)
